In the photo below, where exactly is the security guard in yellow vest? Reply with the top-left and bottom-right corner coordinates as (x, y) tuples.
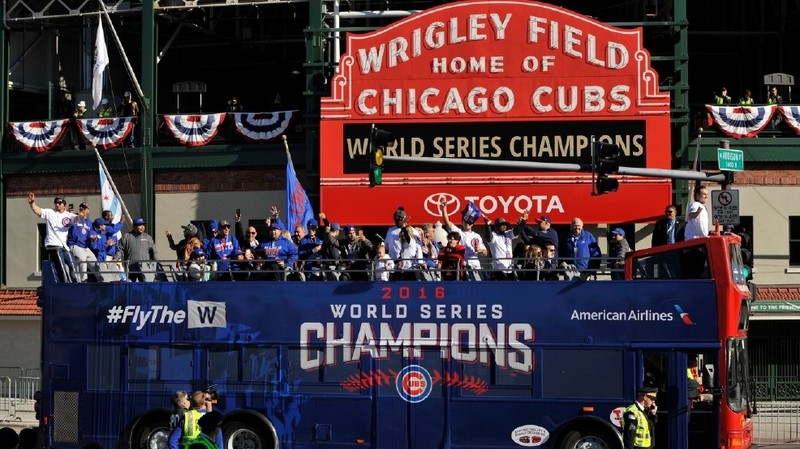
(168, 391), (212, 449)
(186, 410), (224, 449)
(622, 387), (658, 449)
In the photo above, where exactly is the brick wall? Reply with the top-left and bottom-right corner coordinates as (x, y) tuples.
(6, 168), (287, 197)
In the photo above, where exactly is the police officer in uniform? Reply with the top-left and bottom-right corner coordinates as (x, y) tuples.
(622, 387), (658, 449)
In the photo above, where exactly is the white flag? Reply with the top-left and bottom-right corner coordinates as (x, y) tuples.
(92, 20), (109, 110)
(99, 162), (122, 228)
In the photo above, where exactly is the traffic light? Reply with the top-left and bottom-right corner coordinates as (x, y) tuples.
(368, 125), (395, 187)
(739, 231), (753, 281)
(593, 141), (621, 195)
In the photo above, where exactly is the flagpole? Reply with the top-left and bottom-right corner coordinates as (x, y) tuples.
(283, 134), (292, 226)
(93, 144), (133, 223)
(97, 0), (146, 109)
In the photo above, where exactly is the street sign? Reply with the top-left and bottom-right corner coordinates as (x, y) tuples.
(717, 148), (744, 171)
(711, 189), (740, 225)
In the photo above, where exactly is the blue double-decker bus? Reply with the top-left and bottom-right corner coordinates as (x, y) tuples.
(35, 234), (753, 449)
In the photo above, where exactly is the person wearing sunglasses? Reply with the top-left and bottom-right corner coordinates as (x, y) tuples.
(209, 219), (241, 280)
(28, 192), (79, 282)
(622, 387), (659, 449)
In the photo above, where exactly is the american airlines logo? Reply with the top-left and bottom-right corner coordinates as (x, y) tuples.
(104, 301), (227, 329)
(423, 192), (564, 217)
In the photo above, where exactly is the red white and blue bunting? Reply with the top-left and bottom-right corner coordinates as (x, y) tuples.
(230, 111), (297, 143)
(77, 117), (137, 150)
(706, 105), (776, 139)
(8, 119), (70, 152)
(163, 113), (226, 147)
(779, 106), (800, 135)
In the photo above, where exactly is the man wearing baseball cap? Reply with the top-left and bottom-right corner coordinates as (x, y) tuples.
(516, 211), (560, 258)
(609, 228), (631, 280)
(439, 198), (488, 281)
(27, 192), (79, 282)
(483, 216), (516, 280)
(118, 217), (158, 281)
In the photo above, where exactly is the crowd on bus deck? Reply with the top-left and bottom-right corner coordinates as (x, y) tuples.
(27, 186), (712, 283)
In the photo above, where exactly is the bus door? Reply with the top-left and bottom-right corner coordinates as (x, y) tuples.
(641, 350), (719, 449)
(375, 349), (448, 449)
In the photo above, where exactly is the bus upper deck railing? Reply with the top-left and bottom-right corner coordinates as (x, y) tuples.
(53, 256), (626, 283)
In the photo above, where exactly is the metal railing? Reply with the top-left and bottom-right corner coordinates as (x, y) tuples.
(0, 368), (39, 422)
(752, 401), (800, 444)
(58, 256), (626, 283)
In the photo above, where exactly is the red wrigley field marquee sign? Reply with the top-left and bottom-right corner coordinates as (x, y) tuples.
(320, 0), (671, 225)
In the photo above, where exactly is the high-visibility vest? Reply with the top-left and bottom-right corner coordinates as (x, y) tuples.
(623, 404), (652, 448)
(181, 410), (204, 449)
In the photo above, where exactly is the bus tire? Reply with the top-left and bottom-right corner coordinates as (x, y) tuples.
(131, 417), (171, 449)
(223, 419), (275, 449)
(559, 429), (615, 449)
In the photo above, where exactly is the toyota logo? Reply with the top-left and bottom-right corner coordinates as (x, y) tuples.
(424, 193), (460, 218)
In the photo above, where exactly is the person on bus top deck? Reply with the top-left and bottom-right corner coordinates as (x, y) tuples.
(188, 410), (224, 449)
(169, 391), (214, 449)
(439, 198), (488, 281)
(622, 387), (658, 449)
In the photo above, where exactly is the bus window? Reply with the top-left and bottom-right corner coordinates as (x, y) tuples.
(127, 346), (193, 392)
(87, 345), (122, 390)
(542, 349), (624, 399)
(242, 347), (280, 382)
(209, 347), (241, 384)
(727, 338), (752, 414)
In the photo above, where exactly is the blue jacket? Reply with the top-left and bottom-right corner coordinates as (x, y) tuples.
(256, 237), (298, 267)
(67, 218), (93, 248)
(105, 221), (124, 256)
(561, 231), (601, 270)
(209, 235), (241, 271)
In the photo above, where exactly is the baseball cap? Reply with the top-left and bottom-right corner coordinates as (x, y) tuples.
(219, 219), (231, 228)
(93, 218), (108, 227)
(306, 219), (318, 229)
(54, 196), (66, 204)
(181, 223), (198, 236)
(495, 217), (510, 227)
(101, 98), (109, 106)
(330, 223), (341, 231)
(208, 219), (219, 232)
(611, 228), (626, 237)
(393, 208), (407, 222)
(191, 247), (205, 259)
(343, 224), (356, 233)
(536, 215), (552, 224)
(77, 101), (86, 107)
(133, 218), (146, 226)
(79, 202), (90, 210)
(269, 222), (284, 231)
(124, 91), (131, 97)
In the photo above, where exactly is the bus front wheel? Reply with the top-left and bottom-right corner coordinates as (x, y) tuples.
(559, 429), (615, 449)
(131, 419), (171, 449)
(223, 420), (274, 449)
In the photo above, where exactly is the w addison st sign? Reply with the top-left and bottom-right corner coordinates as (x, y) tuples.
(320, 0), (671, 225)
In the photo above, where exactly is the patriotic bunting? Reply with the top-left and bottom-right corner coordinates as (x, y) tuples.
(706, 105), (776, 139)
(77, 117), (137, 150)
(230, 110), (296, 143)
(8, 119), (71, 152)
(8, 111), (298, 152)
(779, 106), (800, 135)
(164, 113), (226, 147)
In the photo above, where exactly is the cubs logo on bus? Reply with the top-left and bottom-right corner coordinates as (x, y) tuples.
(396, 365), (433, 403)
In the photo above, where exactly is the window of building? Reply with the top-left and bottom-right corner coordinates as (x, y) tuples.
(789, 217), (800, 266)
